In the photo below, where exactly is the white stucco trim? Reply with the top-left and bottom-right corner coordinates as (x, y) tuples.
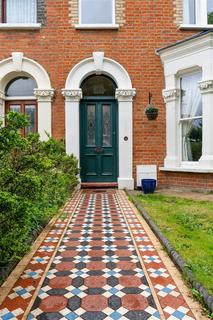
(75, 24), (119, 29)
(62, 52), (136, 190)
(0, 23), (41, 30)
(0, 53), (54, 140)
(158, 32), (213, 172)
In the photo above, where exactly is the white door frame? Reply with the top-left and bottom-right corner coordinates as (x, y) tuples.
(62, 52), (136, 189)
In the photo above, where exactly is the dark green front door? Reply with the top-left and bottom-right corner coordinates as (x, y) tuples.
(80, 99), (118, 182)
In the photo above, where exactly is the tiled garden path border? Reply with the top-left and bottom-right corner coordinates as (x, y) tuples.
(0, 189), (207, 320)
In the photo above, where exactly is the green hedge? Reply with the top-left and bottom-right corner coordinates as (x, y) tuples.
(0, 112), (79, 264)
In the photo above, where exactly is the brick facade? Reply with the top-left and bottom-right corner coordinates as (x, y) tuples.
(0, 0), (212, 190)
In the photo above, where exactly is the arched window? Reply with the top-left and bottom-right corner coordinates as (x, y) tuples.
(81, 75), (116, 97)
(5, 77), (37, 136)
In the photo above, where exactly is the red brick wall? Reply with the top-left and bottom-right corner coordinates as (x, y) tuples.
(1, 0), (212, 190)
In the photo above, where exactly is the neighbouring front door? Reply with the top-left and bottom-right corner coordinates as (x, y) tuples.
(80, 100), (118, 182)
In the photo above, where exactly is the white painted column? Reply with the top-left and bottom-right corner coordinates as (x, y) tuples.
(199, 80), (213, 167)
(0, 91), (5, 126)
(162, 88), (181, 168)
(34, 89), (54, 141)
(62, 89), (82, 161)
(116, 89), (136, 190)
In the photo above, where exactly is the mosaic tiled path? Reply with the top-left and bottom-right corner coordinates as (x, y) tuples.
(0, 190), (197, 320)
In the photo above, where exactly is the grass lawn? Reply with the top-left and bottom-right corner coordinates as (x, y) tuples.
(134, 193), (213, 296)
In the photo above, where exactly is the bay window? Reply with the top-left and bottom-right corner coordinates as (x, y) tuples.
(2, 0), (37, 24)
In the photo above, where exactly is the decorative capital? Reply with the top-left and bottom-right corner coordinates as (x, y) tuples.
(162, 89), (180, 103)
(62, 89), (82, 101)
(0, 90), (5, 101)
(198, 80), (213, 94)
(34, 89), (55, 102)
(115, 89), (136, 101)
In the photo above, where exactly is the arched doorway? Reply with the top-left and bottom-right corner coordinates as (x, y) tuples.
(62, 52), (136, 189)
(80, 75), (118, 182)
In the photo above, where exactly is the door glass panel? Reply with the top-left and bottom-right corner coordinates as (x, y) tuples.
(9, 105), (21, 112)
(102, 105), (111, 146)
(25, 105), (36, 135)
(87, 105), (96, 145)
(81, 75), (116, 96)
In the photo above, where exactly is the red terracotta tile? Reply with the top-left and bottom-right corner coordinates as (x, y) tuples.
(116, 250), (132, 257)
(40, 296), (67, 312)
(119, 275), (142, 287)
(81, 295), (108, 311)
(122, 294), (148, 310)
(84, 276), (107, 288)
(117, 261), (137, 270)
(61, 250), (76, 258)
(49, 277), (72, 288)
(86, 261), (106, 270)
(56, 262), (75, 271)
(89, 250), (105, 257)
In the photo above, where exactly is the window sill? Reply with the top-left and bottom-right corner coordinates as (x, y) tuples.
(75, 24), (119, 30)
(179, 24), (213, 30)
(0, 23), (41, 30)
(160, 167), (213, 173)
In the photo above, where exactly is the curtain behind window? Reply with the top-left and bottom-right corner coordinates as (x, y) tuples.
(181, 72), (202, 161)
(6, 0), (37, 23)
(81, 0), (113, 24)
(183, 0), (196, 24)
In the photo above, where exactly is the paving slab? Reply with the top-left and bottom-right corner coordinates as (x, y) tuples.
(0, 189), (206, 320)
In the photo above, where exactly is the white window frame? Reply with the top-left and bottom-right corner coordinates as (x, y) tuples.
(75, 0), (119, 29)
(180, 0), (213, 29)
(178, 71), (203, 166)
(0, 0), (41, 30)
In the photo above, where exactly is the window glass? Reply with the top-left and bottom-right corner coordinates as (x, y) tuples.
(6, 77), (37, 97)
(81, 0), (113, 24)
(81, 75), (116, 96)
(207, 0), (213, 24)
(9, 104), (21, 113)
(25, 105), (36, 135)
(5, 0), (37, 23)
(182, 119), (202, 161)
(180, 72), (202, 161)
(184, 0), (196, 24)
(180, 72), (202, 118)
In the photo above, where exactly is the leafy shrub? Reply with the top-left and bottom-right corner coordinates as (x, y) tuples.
(0, 112), (79, 264)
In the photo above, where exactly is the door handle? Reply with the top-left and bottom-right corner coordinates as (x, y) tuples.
(95, 147), (104, 154)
